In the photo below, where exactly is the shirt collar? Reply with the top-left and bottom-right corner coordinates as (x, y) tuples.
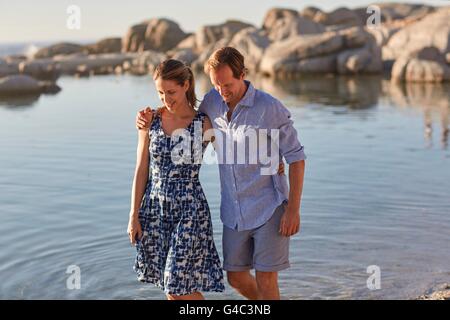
(220, 80), (256, 108)
(239, 80), (256, 107)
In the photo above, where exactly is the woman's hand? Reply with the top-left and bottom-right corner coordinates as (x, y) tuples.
(127, 214), (143, 246)
(136, 107), (154, 130)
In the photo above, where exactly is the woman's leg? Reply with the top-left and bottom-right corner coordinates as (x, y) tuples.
(166, 292), (205, 300)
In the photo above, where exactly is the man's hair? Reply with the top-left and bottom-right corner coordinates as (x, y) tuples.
(204, 47), (248, 79)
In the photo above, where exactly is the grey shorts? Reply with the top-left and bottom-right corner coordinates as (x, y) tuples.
(222, 203), (290, 272)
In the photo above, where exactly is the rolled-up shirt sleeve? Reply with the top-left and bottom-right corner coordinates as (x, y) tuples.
(272, 100), (306, 164)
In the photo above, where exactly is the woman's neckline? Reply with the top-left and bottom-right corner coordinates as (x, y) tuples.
(159, 108), (198, 138)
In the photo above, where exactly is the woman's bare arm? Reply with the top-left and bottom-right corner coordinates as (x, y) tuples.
(130, 129), (150, 218)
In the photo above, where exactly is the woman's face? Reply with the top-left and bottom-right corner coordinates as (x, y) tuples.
(155, 78), (188, 113)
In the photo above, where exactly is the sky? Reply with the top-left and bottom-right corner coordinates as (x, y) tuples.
(0, 0), (448, 43)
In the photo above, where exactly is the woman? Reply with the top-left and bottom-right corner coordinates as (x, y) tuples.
(127, 59), (225, 300)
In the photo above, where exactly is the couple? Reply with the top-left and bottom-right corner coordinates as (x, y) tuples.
(127, 47), (306, 300)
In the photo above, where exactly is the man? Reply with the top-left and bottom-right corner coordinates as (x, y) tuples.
(137, 47), (306, 300)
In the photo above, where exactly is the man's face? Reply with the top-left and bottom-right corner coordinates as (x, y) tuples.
(209, 65), (244, 105)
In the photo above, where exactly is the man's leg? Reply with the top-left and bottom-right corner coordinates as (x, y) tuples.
(226, 271), (259, 300)
(253, 203), (290, 300)
(255, 271), (279, 300)
(223, 225), (257, 299)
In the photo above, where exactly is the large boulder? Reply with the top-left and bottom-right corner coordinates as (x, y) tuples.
(191, 38), (230, 72)
(123, 18), (188, 53)
(262, 8), (300, 30)
(122, 50), (166, 75)
(0, 59), (20, 77)
(260, 27), (382, 77)
(353, 2), (435, 25)
(33, 42), (84, 59)
(166, 48), (197, 66)
(313, 7), (363, 29)
(299, 7), (324, 21)
(383, 7), (450, 61)
(228, 27), (270, 73)
(337, 27), (382, 74)
(51, 53), (137, 75)
(195, 20), (254, 51)
(143, 18), (189, 52)
(84, 38), (122, 54)
(0, 74), (57, 96)
(264, 15), (325, 42)
(19, 59), (61, 81)
(391, 47), (450, 82)
(122, 23), (148, 52)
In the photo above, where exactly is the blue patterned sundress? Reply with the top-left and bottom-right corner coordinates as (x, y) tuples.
(134, 110), (225, 295)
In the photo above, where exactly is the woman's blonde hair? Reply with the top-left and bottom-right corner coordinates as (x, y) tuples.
(153, 59), (197, 108)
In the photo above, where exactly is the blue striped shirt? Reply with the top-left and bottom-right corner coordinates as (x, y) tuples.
(199, 81), (306, 231)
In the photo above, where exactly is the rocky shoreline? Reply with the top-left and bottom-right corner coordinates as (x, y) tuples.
(1, 2), (449, 99)
(418, 283), (450, 300)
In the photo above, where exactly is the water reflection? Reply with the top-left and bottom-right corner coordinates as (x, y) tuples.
(254, 75), (383, 110)
(384, 81), (450, 149)
(0, 93), (41, 108)
(1, 74), (448, 149)
(196, 72), (449, 149)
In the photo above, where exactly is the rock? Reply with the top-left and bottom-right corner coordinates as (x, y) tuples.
(53, 53), (136, 75)
(337, 44), (382, 74)
(262, 8), (300, 30)
(122, 50), (166, 75)
(167, 48), (198, 65)
(0, 59), (20, 77)
(366, 25), (401, 47)
(260, 27), (382, 77)
(287, 55), (337, 74)
(228, 27), (270, 73)
(123, 18), (188, 53)
(314, 7), (363, 28)
(337, 28), (382, 74)
(353, 2), (436, 25)
(384, 7), (450, 61)
(122, 23), (148, 52)
(264, 15), (325, 42)
(33, 42), (84, 59)
(175, 34), (197, 50)
(84, 38), (122, 54)
(143, 18), (189, 52)
(39, 81), (61, 94)
(299, 7), (324, 21)
(19, 59), (61, 81)
(195, 20), (254, 51)
(418, 283), (450, 300)
(191, 38), (230, 73)
(391, 47), (450, 82)
(0, 74), (42, 95)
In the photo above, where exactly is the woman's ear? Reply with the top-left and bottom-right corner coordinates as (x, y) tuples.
(183, 80), (189, 92)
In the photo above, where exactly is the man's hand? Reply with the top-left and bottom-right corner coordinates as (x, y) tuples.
(136, 107), (154, 130)
(279, 205), (300, 237)
(278, 162), (285, 175)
